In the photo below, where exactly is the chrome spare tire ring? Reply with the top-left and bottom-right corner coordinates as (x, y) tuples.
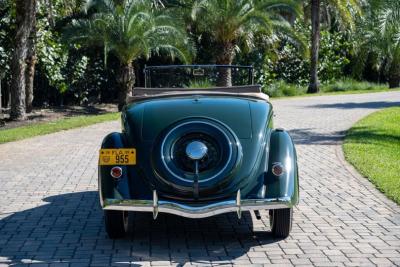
(156, 119), (241, 185)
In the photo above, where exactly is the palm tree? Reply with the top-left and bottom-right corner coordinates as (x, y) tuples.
(65, 0), (191, 110)
(307, 0), (361, 93)
(25, 12), (37, 113)
(308, 0), (320, 93)
(354, 0), (400, 88)
(191, 0), (302, 87)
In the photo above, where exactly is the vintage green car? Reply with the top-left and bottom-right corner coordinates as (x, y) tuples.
(98, 65), (299, 239)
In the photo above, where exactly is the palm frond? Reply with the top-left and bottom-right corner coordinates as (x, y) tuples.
(65, 0), (192, 65)
(352, 0), (400, 77)
(191, 0), (302, 58)
(258, 0), (302, 16)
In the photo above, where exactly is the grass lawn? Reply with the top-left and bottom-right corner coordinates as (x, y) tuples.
(0, 112), (119, 144)
(343, 107), (400, 204)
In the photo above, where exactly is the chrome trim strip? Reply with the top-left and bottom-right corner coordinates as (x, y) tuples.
(102, 196), (293, 219)
(236, 189), (241, 219)
(153, 190), (159, 219)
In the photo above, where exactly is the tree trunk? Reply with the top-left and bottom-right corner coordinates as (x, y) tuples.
(10, 0), (36, 120)
(388, 57), (400, 89)
(308, 0), (321, 94)
(46, 0), (55, 28)
(25, 15), (37, 113)
(8, 89), (11, 108)
(0, 78), (2, 113)
(216, 42), (235, 87)
(116, 62), (135, 111)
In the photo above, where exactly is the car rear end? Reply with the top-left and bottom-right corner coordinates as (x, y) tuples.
(98, 86), (298, 238)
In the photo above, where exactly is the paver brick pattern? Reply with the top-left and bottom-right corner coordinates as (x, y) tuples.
(0, 92), (400, 266)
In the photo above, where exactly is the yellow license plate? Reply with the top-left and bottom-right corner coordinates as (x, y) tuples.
(99, 149), (136, 165)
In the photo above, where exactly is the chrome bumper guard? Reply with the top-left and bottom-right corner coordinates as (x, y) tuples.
(103, 190), (294, 219)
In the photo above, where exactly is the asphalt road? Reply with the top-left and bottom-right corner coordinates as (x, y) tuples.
(0, 91), (399, 266)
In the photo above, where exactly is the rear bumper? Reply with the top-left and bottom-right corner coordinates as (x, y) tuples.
(102, 190), (294, 219)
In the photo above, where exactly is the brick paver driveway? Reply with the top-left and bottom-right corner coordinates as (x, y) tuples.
(1, 92), (400, 266)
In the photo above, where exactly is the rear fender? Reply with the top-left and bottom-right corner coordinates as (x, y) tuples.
(98, 132), (131, 207)
(264, 129), (299, 206)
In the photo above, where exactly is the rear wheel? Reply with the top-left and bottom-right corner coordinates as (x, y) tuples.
(104, 210), (126, 239)
(269, 208), (293, 238)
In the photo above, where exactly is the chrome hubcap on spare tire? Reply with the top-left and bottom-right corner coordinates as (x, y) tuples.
(185, 141), (208, 160)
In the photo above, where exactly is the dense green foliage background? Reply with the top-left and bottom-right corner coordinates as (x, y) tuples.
(0, 0), (398, 108)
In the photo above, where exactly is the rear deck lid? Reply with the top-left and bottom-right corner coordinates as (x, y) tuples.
(142, 96), (252, 140)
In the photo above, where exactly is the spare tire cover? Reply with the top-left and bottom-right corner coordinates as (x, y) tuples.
(152, 118), (242, 196)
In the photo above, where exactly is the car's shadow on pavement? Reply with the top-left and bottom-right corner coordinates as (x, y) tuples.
(309, 101), (400, 110)
(288, 128), (347, 145)
(0, 191), (281, 266)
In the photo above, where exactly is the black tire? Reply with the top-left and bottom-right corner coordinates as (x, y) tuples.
(269, 208), (293, 238)
(104, 210), (126, 239)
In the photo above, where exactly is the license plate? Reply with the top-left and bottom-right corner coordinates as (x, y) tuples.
(99, 149), (136, 165)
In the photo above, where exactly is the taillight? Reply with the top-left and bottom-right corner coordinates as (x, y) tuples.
(110, 166), (123, 179)
(271, 163), (284, 176)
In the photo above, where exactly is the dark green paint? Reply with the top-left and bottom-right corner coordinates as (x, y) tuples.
(99, 95), (299, 206)
(264, 129), (299, 205)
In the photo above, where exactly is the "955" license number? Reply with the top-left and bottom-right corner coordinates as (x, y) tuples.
(99, 149), (136, 165)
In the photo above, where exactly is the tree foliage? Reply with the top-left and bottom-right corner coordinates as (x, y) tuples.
(66, 0), (191, 65)
(64, 0), (192, 109)
(353, 0), (400, 88)
(190, 0), (304, 86)
(253, 26), (352, 89)
(306, 0), (361, 93)
(1, 0), (399, 115)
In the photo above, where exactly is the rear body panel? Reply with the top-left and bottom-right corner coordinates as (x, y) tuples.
(99, 93), (299, 218)
(141, 97), (252, 139)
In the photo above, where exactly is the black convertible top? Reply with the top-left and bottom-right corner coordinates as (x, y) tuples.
(128, 85), (269, 102)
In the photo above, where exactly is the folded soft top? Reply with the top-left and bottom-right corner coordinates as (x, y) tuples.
(128, 85), (269, 102)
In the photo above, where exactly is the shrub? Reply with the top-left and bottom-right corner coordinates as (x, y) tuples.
(321, 79), (388, 92)
(187, 79), (213, 88)
(262, 80), (306, 97)
(252, 25), (352, 87)
(262, 78), (388, 98)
